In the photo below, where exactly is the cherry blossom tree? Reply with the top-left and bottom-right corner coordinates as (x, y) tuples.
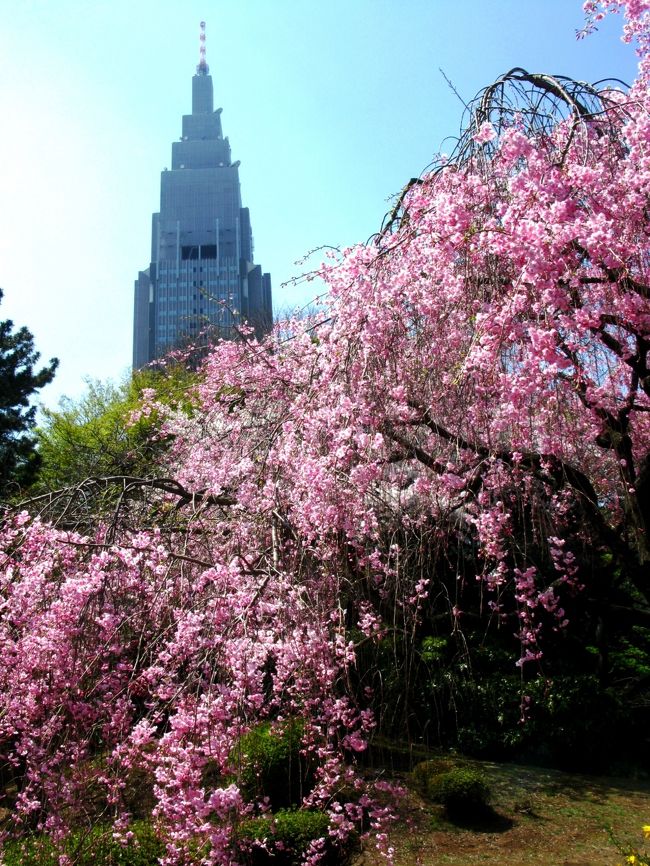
(1, 0), (649, 862)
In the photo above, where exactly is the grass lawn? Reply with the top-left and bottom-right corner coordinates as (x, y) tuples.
(357, 759), (650, 866)
(2, 753), (647, 865)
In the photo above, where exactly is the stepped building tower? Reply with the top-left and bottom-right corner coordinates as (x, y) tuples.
(133, 22), (272, 368)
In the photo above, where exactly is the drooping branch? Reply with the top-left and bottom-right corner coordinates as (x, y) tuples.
(384, 399), (650, 583)
(378, 69), (631, 237)
(7, 475), (236, 533)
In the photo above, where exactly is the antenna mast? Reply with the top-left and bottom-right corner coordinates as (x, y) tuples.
(197, 21), (209, 74)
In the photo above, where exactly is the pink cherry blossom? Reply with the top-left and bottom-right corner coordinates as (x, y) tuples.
(1, 1), (650, 861)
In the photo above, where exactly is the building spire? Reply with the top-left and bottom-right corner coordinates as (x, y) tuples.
(197, 21), (209, 75)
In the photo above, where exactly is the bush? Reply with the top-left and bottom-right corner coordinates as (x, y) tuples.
(412, 762), (490, 817)
(411, 758), (454, 796)
(2, 820), (164, 866)
(236, 810), (332, 866)
(231, 719), (315, 809)
(433, 768), (491, 817)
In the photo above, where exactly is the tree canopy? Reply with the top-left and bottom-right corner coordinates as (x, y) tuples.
(32, 363), (198, 494)
(0, 289), (57, 499)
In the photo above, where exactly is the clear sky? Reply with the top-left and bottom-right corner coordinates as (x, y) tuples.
(0, 0), (639, 408)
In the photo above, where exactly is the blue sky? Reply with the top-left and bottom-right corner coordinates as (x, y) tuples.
(0, 0), (639, 407)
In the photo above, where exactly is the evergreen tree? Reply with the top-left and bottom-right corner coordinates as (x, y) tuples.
(0, 289), (57, 498)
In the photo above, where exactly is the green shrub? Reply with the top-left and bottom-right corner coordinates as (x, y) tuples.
(236, 810), (331, 866)
(2, 820), (164, 866)
(412, 762), (490, 817)
(410, 758), (454, 797)
(231, 719), (314, 809)
(431, 768), (491, 816)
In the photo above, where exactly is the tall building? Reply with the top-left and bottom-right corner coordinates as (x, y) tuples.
(133, 23), (272, 369)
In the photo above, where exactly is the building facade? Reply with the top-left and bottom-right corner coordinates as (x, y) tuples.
(133, 26), (272, 368)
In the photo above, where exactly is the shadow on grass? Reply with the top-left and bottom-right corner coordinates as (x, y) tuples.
(445, 805), (515, 833)
(482, 760), (650, 808)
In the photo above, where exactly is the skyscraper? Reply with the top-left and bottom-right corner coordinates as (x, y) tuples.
(133, 23), (272, 369)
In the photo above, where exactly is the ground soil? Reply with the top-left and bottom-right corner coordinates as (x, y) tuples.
(356, 759), (650, 866)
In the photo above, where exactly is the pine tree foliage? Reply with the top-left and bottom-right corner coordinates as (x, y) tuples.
(0, 289), (57, 498)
